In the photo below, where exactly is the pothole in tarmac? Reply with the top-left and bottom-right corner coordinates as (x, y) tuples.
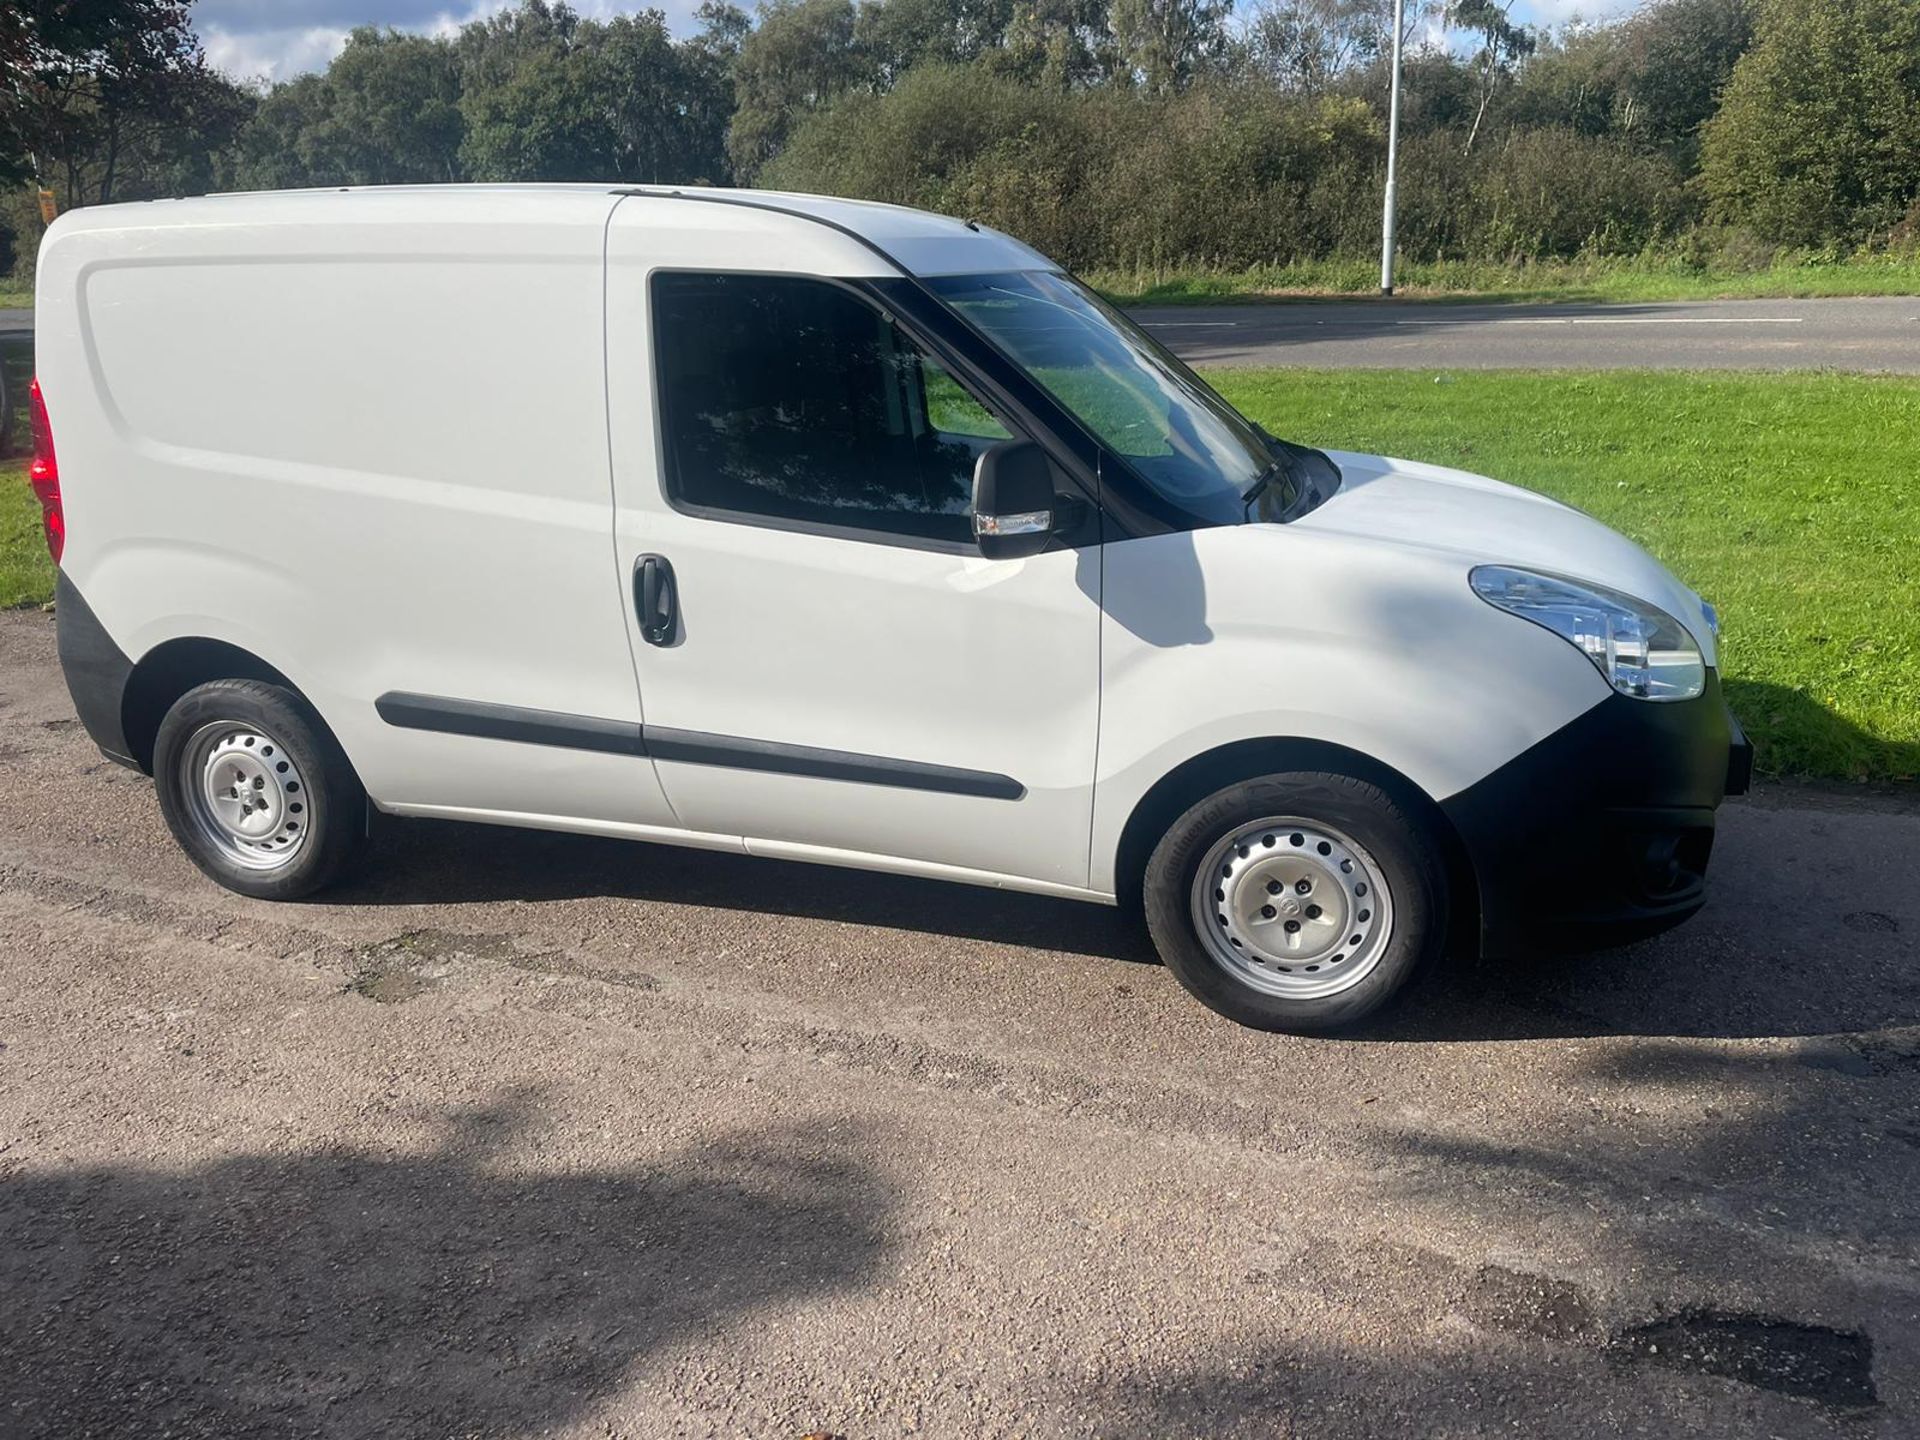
(1461, 1267), (1876, 1410)
(1841, 910), (1900, 934)
(1462, 1264), (1600, 1343)
(345, 928), (660, 1002)
(1797, 1028), (1920, 1077)
(1608, 1310), (1876, 1410)
(346, 929), (516, 1004)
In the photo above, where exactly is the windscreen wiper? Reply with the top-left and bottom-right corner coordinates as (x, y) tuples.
(1241, 456), (1294, 509)
(1245, 434), (1341, 521)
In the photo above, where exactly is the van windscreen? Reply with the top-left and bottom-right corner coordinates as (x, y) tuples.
(926, 271), (1275, 527)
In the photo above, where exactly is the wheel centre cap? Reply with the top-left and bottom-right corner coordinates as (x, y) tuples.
(183, 724), (310, 871)
(1228, 859), (1350, 963)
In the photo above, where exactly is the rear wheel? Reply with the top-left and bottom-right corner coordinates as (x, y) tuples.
(1144, 772), (1446, 1032)
(154, 679), (365, 900)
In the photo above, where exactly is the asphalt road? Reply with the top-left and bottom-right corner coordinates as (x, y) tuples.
(3, 608), (1918, 1437)
(9, 294), (1920, 369)
(1131, 295), (1920, 370)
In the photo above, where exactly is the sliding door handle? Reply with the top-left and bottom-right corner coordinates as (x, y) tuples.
(635, 554), (677, 646)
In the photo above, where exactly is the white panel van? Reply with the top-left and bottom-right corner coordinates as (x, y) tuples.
(29, 185), (1749, 1031)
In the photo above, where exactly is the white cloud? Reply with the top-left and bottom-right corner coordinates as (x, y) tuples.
(201, 1), (710, 82)
(203, 25), (354, 82)
(204, 0), (1639, 82)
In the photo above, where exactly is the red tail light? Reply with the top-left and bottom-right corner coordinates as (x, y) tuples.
(27, 377), (63, 564)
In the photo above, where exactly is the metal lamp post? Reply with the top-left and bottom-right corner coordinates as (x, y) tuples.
(1380, 0), (1406, 296)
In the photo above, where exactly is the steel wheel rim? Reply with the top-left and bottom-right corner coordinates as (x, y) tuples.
(1189, 816), (1394, 1001)
(179, 721), (311, 872)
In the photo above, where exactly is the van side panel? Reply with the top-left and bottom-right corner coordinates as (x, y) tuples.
(1088, 525), (1610, 895)
(37, 191), (679, 830)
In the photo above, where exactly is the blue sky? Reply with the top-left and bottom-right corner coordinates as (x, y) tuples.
(197, 0), (1637, 83)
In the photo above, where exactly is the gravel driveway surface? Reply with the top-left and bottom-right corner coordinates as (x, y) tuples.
(1, 608), (1916, 1438)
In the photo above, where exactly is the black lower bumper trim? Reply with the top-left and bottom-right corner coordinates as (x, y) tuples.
(54, 572), (136, 766)
(1726, 707), (1754, 796)
(1443, 675), (1740, 958)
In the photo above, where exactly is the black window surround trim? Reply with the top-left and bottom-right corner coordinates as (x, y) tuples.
(375, 691), (1025, 801)
(645, 264), (1102, 556)
(613, 188), (1172, 542)
(869, 276), (1186, 541)
(659, 494), (983, 557)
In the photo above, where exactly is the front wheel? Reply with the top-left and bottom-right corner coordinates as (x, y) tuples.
(154, 679), (366, 900)
(1143, 772), (1447, 1033)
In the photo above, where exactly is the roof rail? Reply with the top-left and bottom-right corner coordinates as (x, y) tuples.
(609, 187), (910, 278)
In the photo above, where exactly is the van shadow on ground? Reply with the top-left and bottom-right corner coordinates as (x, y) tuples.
(342, 817), (1165, 965)
(343, 749), (1920, 1045)
(339, 677), (1919, 1046)
(0, 1094), (898, 1440)
(1723, 678), (1920, 788)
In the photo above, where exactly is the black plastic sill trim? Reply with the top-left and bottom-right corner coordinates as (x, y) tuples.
(375, 691), (1024, 801)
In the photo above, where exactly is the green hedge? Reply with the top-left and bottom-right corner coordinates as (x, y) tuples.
(763, 66), (1696, 272)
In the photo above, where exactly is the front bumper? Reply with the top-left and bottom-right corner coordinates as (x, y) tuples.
(1442, 673), (1746, 958)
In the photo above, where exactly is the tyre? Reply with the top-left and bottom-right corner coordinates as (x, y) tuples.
(1143, 772), (1447, 1033)
(153, 679), (365, 900)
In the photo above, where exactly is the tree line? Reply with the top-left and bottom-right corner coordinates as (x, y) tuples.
(4, 0), (1920, 280)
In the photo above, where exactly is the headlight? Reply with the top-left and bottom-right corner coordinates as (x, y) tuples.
(1470, 565), (1706, 702)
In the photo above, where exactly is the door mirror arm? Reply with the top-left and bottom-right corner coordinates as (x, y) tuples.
(1050, 492), (1089, 535)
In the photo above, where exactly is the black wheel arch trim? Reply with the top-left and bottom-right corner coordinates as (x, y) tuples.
(375, 690), (1025, 801)
(1110, 734), (1477, 952)
(57, 575), (330, 776)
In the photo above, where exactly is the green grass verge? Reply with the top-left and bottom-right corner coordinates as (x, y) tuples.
(1092, 253), (1920, 306)
(1210, 368), (1920, 785)
(0, 460), (55, 609)
(1, 372), (1910, 784)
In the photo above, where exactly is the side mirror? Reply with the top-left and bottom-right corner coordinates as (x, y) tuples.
(972, 439), (1057, 561)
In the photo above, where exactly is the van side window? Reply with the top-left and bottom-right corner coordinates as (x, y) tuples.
(652, 272), (1013, 546)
